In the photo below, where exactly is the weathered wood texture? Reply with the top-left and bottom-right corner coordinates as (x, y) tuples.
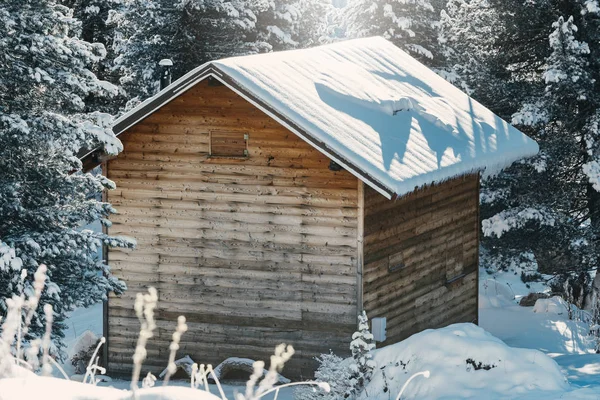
(106, 80), (359, 379)
(362, 174), (479, 345)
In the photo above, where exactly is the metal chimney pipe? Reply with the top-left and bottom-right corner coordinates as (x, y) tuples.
(159, 59), (173, 90)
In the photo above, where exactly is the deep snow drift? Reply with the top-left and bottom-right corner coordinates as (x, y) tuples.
(0, 375), (223, 400)
(363, 323), (568, 399)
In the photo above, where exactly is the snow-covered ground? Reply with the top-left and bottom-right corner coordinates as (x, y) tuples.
(479, 266), (600, 390)
(0, 375), (296, 400)
(9, 264), (600, 399)
(55, 302), (295, 399)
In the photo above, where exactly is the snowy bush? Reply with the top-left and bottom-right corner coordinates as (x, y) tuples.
(359, 323), (568, 399)
(296, 311), (377, 400)
(295, 352), (354, 400)
(348, 311), (376, 397)
(70, 332), (103, 374)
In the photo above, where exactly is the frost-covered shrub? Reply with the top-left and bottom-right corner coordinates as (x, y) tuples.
(348, 311), (376, 396)
(71, 337), (104, 374)
(295, 352), (354, 400)
(297, 311), (377, 400)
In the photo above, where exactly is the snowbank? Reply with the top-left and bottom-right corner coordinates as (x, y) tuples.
(479, 267), (599, 388)
(69, 330), (99, 360)
(360, 323), (569, 399)
(533, 297), (569, 315)
(0, 376), (222, 400)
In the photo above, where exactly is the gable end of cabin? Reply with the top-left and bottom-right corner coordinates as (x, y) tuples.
(104, 78), (362, 379)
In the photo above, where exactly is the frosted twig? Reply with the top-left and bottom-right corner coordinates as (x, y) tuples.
(24, 339), (41, 371)
(15, 269), (28, 360)
(241, 360), (264, 400)
(13, 357), (33, 370)
(256, 344), (294, 396)
(200, 364), (211, 393)
(395, 370), (430, 400)
(162, 315), (188, 386)
(83, 337), (106, 384)
(191, 363), (198, 389)
(21, 265), (48, 346)
(208, 366), (227, 400)
(130, 287), (158, 396)
(41, 304), (53, 376)
(48, 356), (70, 380)
(88, 360), (107, 385)
(239, 344), (294, 400)
(0, 296), (24, 375)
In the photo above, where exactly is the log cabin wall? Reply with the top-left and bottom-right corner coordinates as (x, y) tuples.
(362, 174), (479, 345)
(105, 79), (360, 378)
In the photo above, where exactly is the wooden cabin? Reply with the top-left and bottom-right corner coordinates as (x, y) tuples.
(81, 37), (538, 379)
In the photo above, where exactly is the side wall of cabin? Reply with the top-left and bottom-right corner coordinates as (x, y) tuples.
(105, 79), (360, 378)
(362, 174), (479, 344)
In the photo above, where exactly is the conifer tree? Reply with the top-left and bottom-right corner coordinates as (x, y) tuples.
(339, 0), (443, 63)
(109, 0), (329, 108)
(442, 1), (600, 292)
(0, 0), (131, 356)
(60, 0), (126, 113)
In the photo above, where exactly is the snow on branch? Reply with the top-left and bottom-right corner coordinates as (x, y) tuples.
(0, 243), (22, 273)
(482, 208), (556, 238)
(583, 160), (600, 191)
(511, 102), (549, 127)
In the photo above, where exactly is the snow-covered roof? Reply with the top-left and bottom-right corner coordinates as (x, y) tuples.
(107, 37), (538, 199)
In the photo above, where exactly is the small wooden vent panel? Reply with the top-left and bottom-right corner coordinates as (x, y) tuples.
(210, 131), (248, 157)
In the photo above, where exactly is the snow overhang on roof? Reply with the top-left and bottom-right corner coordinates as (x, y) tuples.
(86, 37), (539, 199)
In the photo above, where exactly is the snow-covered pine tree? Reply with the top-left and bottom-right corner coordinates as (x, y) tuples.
(442, 0), (600, 293)
(60, 0), (121, 74)
(248, 0), (331, 51)
(438, 0), (501, 92)
(338, 0), (443, 63)
(108, 0), (170, 107)
(591, 291), (600, 353)
(108, 0), (265, 107)
(348, 311), (376, 397)
(0, 0), (132, 356)
(60, 0), (127, 114)
(110, 0), (329, 108)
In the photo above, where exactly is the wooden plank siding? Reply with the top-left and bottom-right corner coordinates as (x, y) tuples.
(105, 79), (359, 379)
(362, 174), (479, 345)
